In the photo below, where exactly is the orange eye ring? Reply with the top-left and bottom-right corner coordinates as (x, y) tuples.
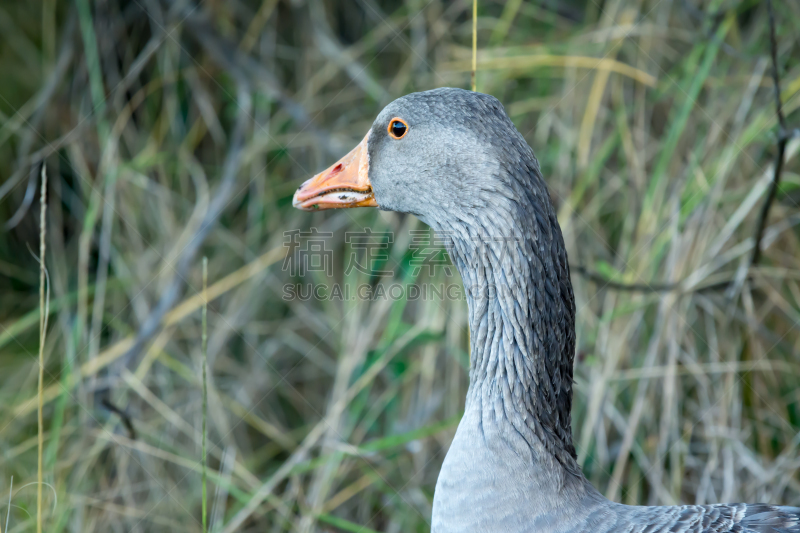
(387, 118), (408, 139)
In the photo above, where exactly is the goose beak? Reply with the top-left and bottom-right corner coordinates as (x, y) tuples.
(293, 131), (377, 211)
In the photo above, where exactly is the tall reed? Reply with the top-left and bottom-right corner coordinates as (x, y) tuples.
(36, 165), (48, 533)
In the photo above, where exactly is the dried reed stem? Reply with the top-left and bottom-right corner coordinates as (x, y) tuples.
(3, 476), (12, 533)
(471, 0), (477, 92)
(37, 165), (48, 533)
(202, 257), (209, 533)
(751, 0), (788, 266)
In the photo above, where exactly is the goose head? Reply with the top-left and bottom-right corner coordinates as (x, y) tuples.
(292, 87), (546, 233)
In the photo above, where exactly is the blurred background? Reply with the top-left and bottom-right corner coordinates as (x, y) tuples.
(1, 0), (800, 531)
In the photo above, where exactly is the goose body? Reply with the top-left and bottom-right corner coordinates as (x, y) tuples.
(293, 88), (800, 533)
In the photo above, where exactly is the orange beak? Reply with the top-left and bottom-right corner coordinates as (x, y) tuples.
(293, 132), (377, 211)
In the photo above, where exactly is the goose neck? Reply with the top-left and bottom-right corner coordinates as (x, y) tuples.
(444, 200), (579, 469)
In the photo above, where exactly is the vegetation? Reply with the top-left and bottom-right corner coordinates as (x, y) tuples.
(1, 0), (799, 531)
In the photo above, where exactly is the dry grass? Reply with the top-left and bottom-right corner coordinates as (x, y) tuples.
(1, 0), (800, 532)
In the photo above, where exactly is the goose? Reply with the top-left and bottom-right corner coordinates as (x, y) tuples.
(292, 87), (800, 533)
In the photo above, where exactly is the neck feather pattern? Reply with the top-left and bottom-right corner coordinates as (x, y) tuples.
(442, 173), (579, 475)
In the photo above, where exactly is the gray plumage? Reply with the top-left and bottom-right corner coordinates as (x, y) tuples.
(351, 88), (800, 533)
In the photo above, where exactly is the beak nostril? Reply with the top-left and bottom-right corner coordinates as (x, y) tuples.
(293, 130), (375, 210)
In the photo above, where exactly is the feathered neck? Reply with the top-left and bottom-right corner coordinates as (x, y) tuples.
(441, 166), (580, 473)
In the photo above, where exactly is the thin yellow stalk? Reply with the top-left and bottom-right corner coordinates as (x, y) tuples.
(202, 257), (208, 533)
(471, 0), (478, 92)
(37, 165), (49, 533)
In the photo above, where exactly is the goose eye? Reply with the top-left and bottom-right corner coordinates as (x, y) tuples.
(388, 118), (408, 139)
